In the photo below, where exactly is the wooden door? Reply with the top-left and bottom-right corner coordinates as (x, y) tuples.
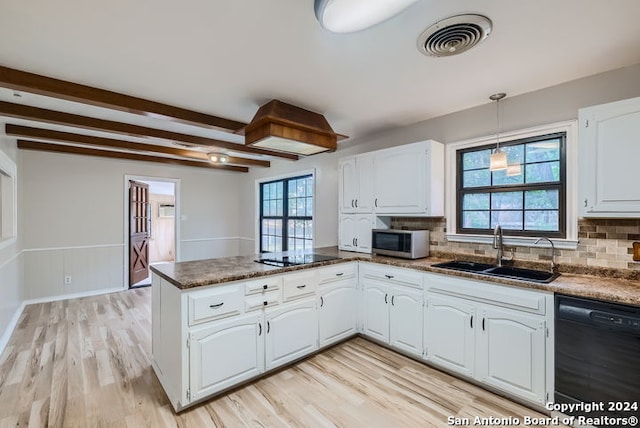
(129, 180), (150, 286)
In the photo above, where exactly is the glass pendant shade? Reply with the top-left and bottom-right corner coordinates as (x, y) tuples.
(506, 163), (522, 176)
(489, 150), (508, 171)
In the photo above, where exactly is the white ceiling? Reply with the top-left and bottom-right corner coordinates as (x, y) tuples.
(1, 0), (639, 148)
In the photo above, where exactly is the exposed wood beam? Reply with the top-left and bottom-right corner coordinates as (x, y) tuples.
(6, 124), (270, 167)
(0, 101), (298, 160)
(0, 65), (247, 132)
(17, 140), (249, 173)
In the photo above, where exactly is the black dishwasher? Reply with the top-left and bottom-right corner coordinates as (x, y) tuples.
(555, 295), (640, 422)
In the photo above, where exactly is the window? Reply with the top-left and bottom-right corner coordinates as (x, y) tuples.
(457, 132), (566, 238)
(260, 174), (314, 253)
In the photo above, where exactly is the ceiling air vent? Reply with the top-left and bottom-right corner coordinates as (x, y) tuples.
(417, 14), (492, 57)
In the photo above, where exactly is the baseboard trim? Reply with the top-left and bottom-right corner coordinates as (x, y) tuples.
(23, 286), (126, 306)
(0, 301), (26, 357)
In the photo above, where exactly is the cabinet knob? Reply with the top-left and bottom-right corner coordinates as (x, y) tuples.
(263, 301), (268, 306)
(263, 284), (268, 290)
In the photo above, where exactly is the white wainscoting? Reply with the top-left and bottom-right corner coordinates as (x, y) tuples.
(180, 237), (241, 261)
(0, 251), (24, 355)
(23, 244), (125, 300)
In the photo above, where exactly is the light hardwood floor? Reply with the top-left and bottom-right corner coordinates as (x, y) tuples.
(0, 288), (555, 427)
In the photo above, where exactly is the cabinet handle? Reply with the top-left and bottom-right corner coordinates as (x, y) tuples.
(263, 284), (268, 290)
(209, 302), (224, 309)
(320, 296), (324, 307)
(263, 301), (268, 306)
(351, 199), (355, 208)
(375, 198), (377, 207)
(258, 322), (262, 336)
(267, 321), (271, 334)
(384, 293), (388, 304)
(470, 315), (473, 329)
(335, 272), (344, 277)
(355, 238), (358, 246)
(391, 295), (395, 306)
(482, 318), (485, 331)
(352, 238), (356, 246)
(296, 284), (307, 289)
(355, 199), (358, 208)
(385, 274), (394, 279)
(584, 198), (588, 208)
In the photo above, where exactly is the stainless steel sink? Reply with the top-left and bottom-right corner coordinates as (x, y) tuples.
(432, 261), (559, 283)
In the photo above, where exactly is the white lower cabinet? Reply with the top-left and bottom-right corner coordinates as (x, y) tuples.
(189, 313), (264, 402)
(476, 307), (546, 403)
(423, 273), (553, 405)
(318, 282), (357, 347)
(265, 298), (318, 371)
(389, 286), (423, 357)
(424, 294), (475, 378)
(362, 279), (391, 342)
(361, 264), (424, 358)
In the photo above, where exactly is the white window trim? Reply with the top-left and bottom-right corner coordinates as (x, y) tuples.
(0, 150), (17, 250)
(254, 169), (316, 253)
(445, 120), (579, 250)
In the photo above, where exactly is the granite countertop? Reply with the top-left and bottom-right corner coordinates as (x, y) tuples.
(150, 247), (640, 307)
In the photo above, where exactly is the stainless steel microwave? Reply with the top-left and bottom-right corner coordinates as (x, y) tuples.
(371, 229), (430, 259)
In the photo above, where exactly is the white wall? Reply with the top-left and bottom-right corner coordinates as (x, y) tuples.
(20, 150), (243, 300)
(238, 63), (640, 252)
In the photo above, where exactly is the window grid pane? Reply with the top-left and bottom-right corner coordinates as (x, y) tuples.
(457, 133), (565, 237)
(260, 175), (313, 252)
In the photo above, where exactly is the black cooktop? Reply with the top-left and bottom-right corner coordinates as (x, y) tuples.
(255, 253), (340, 267)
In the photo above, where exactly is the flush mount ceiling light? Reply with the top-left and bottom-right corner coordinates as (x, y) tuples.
(417, 14), (492, 57)
(489, 93), (508, 172)
(314, 0), (421, 33)
(244, 99), (341, 156)
(208, 152), (229, 163)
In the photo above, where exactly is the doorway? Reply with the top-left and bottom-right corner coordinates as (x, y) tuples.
(124, 176), (179, 288)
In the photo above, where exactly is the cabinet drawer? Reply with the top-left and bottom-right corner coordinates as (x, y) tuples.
(188, 285), (243, 326)
(245, 291), (280, 312)
(318, 263), (357, 284)
(245, 276), (282, 295)
(360, 263), (423, 289)
(283, 270), (318, 302)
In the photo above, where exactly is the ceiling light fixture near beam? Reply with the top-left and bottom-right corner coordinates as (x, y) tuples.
(315, 0), (421, 33)
(208, 152), (229, 163)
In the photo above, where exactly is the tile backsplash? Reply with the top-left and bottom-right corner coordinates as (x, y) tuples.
(390, 217), (640, 271)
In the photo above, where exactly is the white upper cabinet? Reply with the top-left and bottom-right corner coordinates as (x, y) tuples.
(338, 140), (444, 217)
(338, 214), (375, 253)
(339, 153), (375, 213)
(579, 97), (640, 216)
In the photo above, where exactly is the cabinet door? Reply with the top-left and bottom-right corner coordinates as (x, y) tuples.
(389, 286), (423, 357)
(355, 215), (374, 252)
(338, 215), (356, 251)
(579, 97), (640, 215)
(424, 294), (475, 378)
(355, 153), (375, 213)
(265, 299), (318, 371)
(189, 313), (264, 402)
(476, 307), (546, 404)
(374, 144), (427, 214)
(318, 281), (357, 347)
(339, 157), (357, 213)
(361, 279), (390, 343)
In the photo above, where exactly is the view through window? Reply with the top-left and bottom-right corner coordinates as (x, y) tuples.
(457, 132), (566, 238)
(260, 174), (313, 253)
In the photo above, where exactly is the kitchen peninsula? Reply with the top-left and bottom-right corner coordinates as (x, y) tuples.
(151, 248), (639, 411)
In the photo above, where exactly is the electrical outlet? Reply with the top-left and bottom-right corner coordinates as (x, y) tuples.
(64, 275), (72, 285)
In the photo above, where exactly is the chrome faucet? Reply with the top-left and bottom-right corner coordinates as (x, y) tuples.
(535, 237), (558, 273)
(493, 225), (505, 266)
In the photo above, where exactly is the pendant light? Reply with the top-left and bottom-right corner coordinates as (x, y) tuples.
(506, 163), (522, 176)
(489, 93), (507, 171)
